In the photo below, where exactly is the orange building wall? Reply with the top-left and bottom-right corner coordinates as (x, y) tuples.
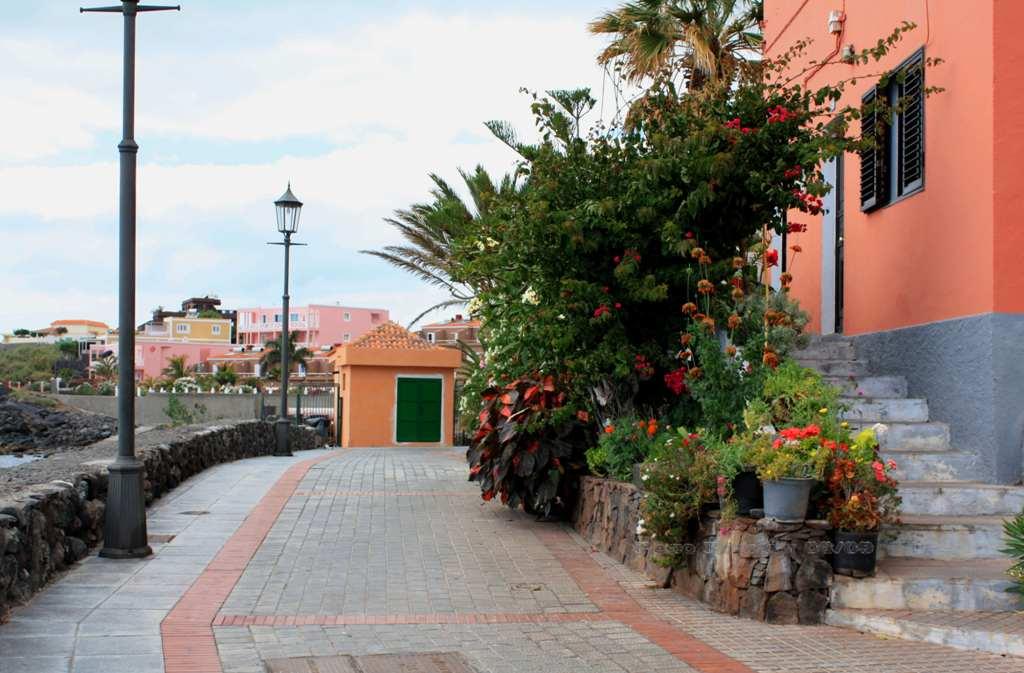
(340, 365), (455, 448)
(994, 0), (1024, 313)
(766, 0), (997, 334)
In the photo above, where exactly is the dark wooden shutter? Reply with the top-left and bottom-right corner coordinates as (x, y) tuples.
(898, 53), (925, 195)
(859, 87), (888, 212)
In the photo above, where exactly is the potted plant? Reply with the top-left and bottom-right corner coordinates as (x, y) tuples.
(751, 424), (831, 522)
(709, 434), (763, 517)
(826, 428), (901, 577)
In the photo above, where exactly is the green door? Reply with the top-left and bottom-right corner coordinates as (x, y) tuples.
(396, 377), (442, 442)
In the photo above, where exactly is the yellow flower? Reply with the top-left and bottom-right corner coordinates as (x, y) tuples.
(818, 407), (828, 414)
(840, 421), (849, 428)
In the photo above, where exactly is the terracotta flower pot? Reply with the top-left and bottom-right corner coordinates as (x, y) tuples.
(832, 530), (879, 577)
(762, 477), (814, 522)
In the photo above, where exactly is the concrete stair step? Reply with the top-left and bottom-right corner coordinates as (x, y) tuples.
(898, 481), (1024, 516)
(794, 358), (869, 377)
(849, 421), (951, 450)
(881, 514), (1009, 560)
(795, 339), (855, 360)
(841, 397), (930, 423)
(829, 557), (1017, 612)
(824, 375), (908, 399)
(883, 449), (984, 481)
(825, 608), (1024, 658)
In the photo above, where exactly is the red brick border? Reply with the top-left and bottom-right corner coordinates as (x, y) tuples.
(213, 612), (611, 626)
(533, 526), (757, 673)
(161, 451), (340, 673)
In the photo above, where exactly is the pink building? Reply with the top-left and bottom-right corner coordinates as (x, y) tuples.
(235, 304), (388, 349)
(89, 340), (234, 382)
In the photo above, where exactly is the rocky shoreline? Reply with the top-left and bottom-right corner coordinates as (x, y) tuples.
(0, 387), (115, 455)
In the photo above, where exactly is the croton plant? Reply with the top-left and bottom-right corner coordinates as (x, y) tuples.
(466, 376), (591, 515)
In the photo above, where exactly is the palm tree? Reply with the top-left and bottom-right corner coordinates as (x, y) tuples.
(260, 332), (312, 376)
(162, 355), (193, 381)
(214, 364), (238, 386)
(91, 355), (118, 381)
(589, 0), (763, 89)
(362, 166), (519, 328)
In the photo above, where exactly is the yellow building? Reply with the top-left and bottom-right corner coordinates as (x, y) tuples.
(153, 316), (232, 343)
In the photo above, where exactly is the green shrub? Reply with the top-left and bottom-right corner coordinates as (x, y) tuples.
(585, 416), (669, 481)
(96, 381), (115, 396)
(1002, 513), (1024, 597)
(74, 383), (96, 396)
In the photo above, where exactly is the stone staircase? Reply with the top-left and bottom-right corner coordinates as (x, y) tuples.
(793, 336), (1023, 656)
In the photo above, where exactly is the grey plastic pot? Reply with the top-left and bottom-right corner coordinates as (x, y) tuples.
(762, 477), (814, 522)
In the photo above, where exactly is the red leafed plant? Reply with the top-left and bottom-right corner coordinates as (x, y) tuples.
(466, 376), (591, 516)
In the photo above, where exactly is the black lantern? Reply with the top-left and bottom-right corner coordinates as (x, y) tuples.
(275, 183), (303, 234)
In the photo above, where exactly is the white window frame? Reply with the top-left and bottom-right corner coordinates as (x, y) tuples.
(212, 325), (222, 335)
(175, 323), (190, 334)
(343, 312), (352, 322)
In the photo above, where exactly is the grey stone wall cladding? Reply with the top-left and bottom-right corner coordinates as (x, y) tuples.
(573, 476), (833, 625)
(55, 393), (262, 426)
(852, 312), (1024, 484)
(0, 421), (322, 619)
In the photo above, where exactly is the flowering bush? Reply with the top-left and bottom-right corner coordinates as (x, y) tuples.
(585, 416), (669, 481)
(466, 377), (591, 515)
(825, 428), (901, 532)
(750, 423), (833, 481)
(639, 428), (719, 566)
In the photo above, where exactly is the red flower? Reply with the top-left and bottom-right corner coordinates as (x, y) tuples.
(576, 410), (590, 423)
(593, 305), (611, 318)
(685, 231), (695, 239)
(602, 286), (610, 293)
(765, 249), (779, 267)
(664, 367), (688, 395)
(787, 221), (808, 234)
(783, 166), (802, 180)
(724, 117), (742, 129)
(614, 302), (622, 309)
(482, 490), (494, 501)
(613, 256), (621, 264)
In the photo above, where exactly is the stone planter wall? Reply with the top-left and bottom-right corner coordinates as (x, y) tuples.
(572, 475), (834, 624)
(0, 421), (322, 619)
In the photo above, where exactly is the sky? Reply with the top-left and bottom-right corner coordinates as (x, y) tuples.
(0, 0), (620, 333)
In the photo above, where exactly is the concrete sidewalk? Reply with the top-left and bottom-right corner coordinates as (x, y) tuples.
(2, 447), (1023, 673)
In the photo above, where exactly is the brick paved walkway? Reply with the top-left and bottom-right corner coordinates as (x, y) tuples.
(3, 447), (1024, 673)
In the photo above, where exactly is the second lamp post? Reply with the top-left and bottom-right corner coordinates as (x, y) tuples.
(270, 183), (304, 456)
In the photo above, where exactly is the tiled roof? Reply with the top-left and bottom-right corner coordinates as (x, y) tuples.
(350, 321), (436, 350)
(420, 318), (481, 329)
(51, 319), (110, 329)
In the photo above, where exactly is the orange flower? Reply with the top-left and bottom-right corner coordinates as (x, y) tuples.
(688, 367), (703, 380)
(725, 344), (737, 357)
(701, 316), (716, 332)
(790, 244), (802, 253)
(732, 256), (745, 269)
(690, 247), (705, 259)
(604, 425), (615, 434)
(576, 410), (590, 423)
(680, 333), (693, 347)
(697, 279), (715, 295)
(762, 349), (780, 369)
(681, 302), (698, 315)
(780, 272), (793, 285)
(698, 254), (712, 265)
(727, 313), (741, 330)
(731, 287), (745, 301)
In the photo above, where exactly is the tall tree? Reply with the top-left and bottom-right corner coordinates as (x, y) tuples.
(362, 166), (519, 328)
(260, 332), (312, 375)
(589, 0), (762, 89)
(162, 355), (193, 381)
(56, 338), (79, 359)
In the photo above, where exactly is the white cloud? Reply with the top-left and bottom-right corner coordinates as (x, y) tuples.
(0, 5), (614, 332)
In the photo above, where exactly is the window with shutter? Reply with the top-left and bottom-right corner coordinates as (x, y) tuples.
(859, 87), (888, 212)
(859, 48), (925, 212)
(897, 53), (925, 196)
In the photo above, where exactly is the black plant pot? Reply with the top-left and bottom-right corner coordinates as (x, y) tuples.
(732, 470), (763, 516)
(832, 530), (879, 577)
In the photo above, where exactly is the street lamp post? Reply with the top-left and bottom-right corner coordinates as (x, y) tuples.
(269, 184), (304, 456)
(82, 0), (179, 559)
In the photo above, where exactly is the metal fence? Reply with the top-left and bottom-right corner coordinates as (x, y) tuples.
(259, 383), (341, 445)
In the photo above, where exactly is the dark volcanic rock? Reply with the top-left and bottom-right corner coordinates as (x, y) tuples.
(0, 387), (116, 453)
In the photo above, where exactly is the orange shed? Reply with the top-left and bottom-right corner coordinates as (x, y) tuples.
(329, 322), (462, 448)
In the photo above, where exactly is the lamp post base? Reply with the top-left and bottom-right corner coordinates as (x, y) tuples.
(99, 459), (152, 559)
(274, 417), (293, 456)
